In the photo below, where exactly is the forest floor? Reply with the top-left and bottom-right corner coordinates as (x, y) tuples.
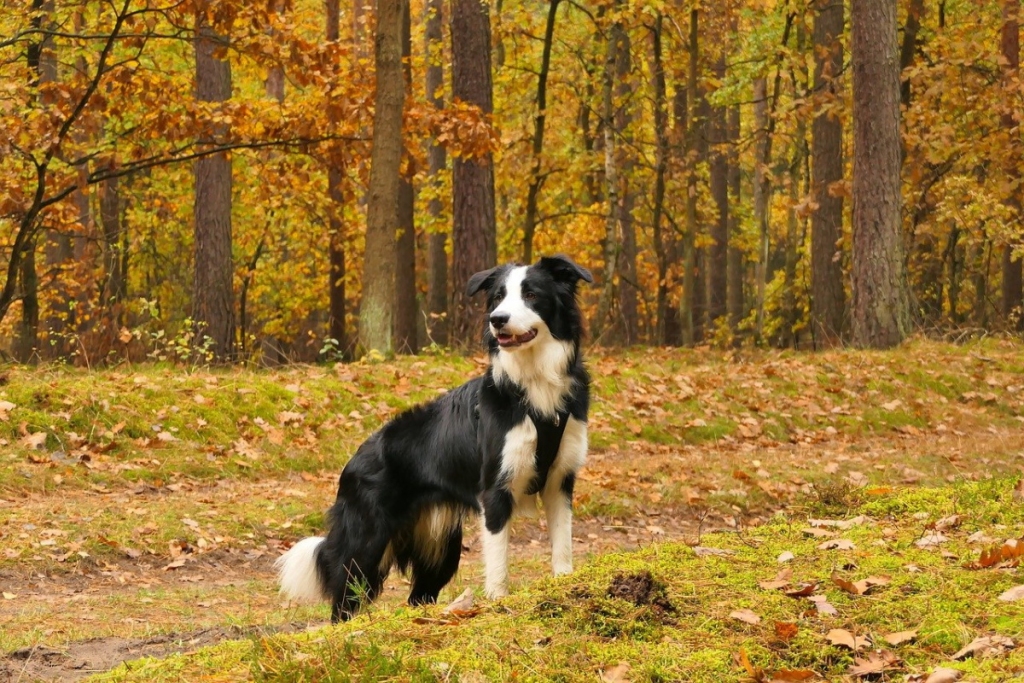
(1, 338), (1023, 681)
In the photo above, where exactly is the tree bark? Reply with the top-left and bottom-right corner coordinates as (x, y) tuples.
(100, 174), (126, 310)
(394, 0), (418, 353)
(615, 20), (638, 345)
(651, 15), (676, 345)
(521, 0), (560, 264)
(425, 0), (448, 346)
(14, 0), (51, 362)
(326, 0), (347, 358)
(811, 0), (846, 345)
(38, 0), (73, 360)
(1001, 0), (1023, 327)
(727, 102), (744, 335)
(753, 77), (770, 341)
(681, 8), (700, 345)
(708, 52), (729, 331)
(594, 12), (620, 343)
(898, 0), (926, 108)
(193, 5), (235, 361)
(450, 0), (497, 348)
(851, 0), (912, 347)
(360, 0), (405, 354)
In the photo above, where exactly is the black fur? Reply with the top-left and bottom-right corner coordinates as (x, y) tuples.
(280, 255), (591, 622)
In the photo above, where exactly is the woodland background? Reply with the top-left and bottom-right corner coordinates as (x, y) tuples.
(1, 0), (1023, 364)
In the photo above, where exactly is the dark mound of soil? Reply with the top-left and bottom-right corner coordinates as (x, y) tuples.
(606, 570), (675, 613)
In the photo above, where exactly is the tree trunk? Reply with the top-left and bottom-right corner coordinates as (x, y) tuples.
(615, 21), (638, 345)
(425, 0), (448, 346)
(360, 0), (405, 355)
(14, 0), (51, 362)
(651, 15), (676, 345)
(899, 0), (926, 108)
(594, 13), (620, 343)
(522, 0), (560, 263)
(851, 0), (912, 348)
(193, 6), (235, 361)
(38, 1), (73, 360)
(394, 0), (418, 354)
(13, 242), (38, 363)
(100, 174), (126, 311)
(811, 0), (846, 346)
(727, 102), (744, 336)
(753, 77), (770, 341)
(450, 0), (497, 347)
(681, 8), (700, 345)
(326, 0), (347, 358)
(708, 53), (729, 331)
(265, 0), (286, 102)
(1001, 0), (1023, 328)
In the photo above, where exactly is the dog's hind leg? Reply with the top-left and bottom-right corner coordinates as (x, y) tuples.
(408, 524), (463, 606)
(320, 506), (393, 623)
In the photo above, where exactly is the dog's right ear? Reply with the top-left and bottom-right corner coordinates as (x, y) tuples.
(466, 267), (500, 297)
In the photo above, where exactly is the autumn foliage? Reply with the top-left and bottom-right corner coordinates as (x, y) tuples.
(0, 0), (1022, 362)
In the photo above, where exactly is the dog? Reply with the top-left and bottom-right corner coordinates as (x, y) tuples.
(274, 254), (592, 622)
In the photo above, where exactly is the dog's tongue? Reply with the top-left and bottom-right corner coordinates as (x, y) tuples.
(497, 330), (537, 347)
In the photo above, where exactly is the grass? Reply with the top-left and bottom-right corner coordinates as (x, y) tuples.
(89, 477), (1024, 682)
(3, 337), (1024, 680)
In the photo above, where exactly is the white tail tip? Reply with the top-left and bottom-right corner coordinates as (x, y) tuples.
(274, 536), (328, 603)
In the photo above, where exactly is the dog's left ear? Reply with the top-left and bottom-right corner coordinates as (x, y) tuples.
(466, 266), (500, 297)
(538, 254), (593, 286)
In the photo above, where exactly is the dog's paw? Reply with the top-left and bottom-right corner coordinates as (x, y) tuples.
(485, 584), (509, 600)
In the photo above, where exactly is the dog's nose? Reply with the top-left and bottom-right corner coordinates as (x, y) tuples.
(489, 312), (510, 328)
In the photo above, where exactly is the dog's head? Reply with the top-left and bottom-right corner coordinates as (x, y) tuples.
(466, 255), (592, 352)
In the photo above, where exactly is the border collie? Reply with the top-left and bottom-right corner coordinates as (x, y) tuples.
(275, 255), (592, 621)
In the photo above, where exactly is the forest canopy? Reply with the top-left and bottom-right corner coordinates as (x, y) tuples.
(0, 0), (1021, 363)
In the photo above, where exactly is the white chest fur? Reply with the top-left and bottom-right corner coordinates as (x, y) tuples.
(491, 338), (576, 418)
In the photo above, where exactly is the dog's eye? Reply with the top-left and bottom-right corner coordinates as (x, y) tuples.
(523, 291), (536, 301)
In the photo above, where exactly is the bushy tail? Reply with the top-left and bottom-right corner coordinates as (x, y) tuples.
(274, 536), (328, 603)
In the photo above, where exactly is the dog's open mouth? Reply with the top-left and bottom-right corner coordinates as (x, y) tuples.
(495, 329), (537, 348)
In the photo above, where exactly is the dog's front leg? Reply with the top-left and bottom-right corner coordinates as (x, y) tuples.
(481, 490), (513, 599)
(542, 478), (573, 576)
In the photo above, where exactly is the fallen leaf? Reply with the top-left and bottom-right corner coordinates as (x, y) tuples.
(21, 432), (47, 450)
(998, 585), (1024, 602)
(883, 629), (918, 646)
(600, 661), (631, 683)
(802, 527), (836, 538)
(443, 588), (476, 615)
(2, 592), (16, 599)
(759, 567), (793, 590)
(770, 670), (818, 682)
(832, 572), (891, 596)
(777, 551), (795, 563)
(808, 595), (838, 615)
(966, 538), (1024, 569)
(784, 582), (817, 598)
(848, 650), (899, 677)
(730, 609), (761, 625)
(775, 622), (799, 641)
(827, 628), (871, 651)
(923, 667), (964, 683)
(693, 546), (736, 557)
(0, 400), (15, 421)
(932, 515), (963, 532)
(412, 616), (457, 626)
(736, 648), (766, 681)
(951, 635), (1014, 660)
(818, 538), (855, 551)
(915, 532), (949, 548)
